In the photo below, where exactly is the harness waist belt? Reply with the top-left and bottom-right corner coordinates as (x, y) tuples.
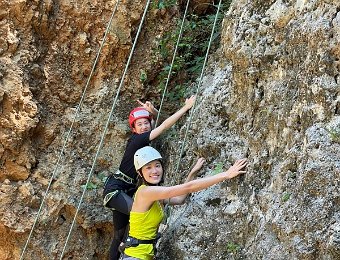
(112, 169), (135, 184)
(124, 236), (157, 248)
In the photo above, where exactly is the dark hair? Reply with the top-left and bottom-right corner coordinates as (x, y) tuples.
(136, 170), (144, 187)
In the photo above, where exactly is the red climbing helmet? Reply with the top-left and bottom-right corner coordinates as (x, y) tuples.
(128, 107), (152, 128)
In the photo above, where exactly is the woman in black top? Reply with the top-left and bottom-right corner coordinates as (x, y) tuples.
(103, 96), (196, 260)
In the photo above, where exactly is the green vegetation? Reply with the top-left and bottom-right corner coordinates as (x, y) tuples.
(152, 0), (177, 10)
(155, 2), (232, 102)
(212, 162), (224, 175)
(226, 242), (240, 254)
(326, 126), (340, 143)
(139, 69), (147, 84)
(81, 172), (108, 190)
(98, 172), (108, 183)
(81, 182), (98, 190)
(282, 192), (291, 202)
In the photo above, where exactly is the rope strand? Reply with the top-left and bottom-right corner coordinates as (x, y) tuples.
(19, 2), (120, 259)
(163, 0), (223, 235)
(59, 0), (152, 258)
(174, 0), (223, 173)
(155, 0), (191, 127)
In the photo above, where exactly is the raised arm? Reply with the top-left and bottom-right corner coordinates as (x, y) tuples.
(149, 95), (196, 141)
(167, 158), (205, 205)
(137, 100), (159, 128)
(134, 159), (248, 212)
(137, 100), (159, 117)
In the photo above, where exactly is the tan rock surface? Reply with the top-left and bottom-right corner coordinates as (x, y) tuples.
(0, 0), (339, 259)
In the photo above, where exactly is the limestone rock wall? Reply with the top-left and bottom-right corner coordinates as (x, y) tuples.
(0, 0), (179, 259)
(0, 0), (339, 259)
(158, 0), (340, 259)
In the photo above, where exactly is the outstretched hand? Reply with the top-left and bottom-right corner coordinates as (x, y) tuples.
(137, 100), (156, 115)
(184, 95), (196, 109)
(186, 157), (205, 180)
(225, 159), (248, 179)
(191, 157), (205, 174)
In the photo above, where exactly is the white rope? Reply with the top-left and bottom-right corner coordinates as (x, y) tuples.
(59, 0), (152, 258)
(155, 0), (191, 127)
(162, 0), (223, 236)
(174, 0), (223, 173)
(19, 1), (120, 259)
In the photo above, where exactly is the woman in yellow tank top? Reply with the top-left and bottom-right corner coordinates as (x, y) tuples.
(122, 146), (247, 259)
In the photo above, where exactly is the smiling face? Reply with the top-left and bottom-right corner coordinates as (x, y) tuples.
(132, 118), (152, 134)
(140, 160), (163, 185)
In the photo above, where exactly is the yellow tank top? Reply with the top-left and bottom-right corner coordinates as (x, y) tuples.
(125, 185), (164, 260)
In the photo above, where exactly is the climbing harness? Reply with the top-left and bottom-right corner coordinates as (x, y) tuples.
(103, 189), (119, 208)
(119, 232), (161, 257)
(124, 235), (159, 248)
(59, 0), (153, 259)
(19, 1), (121, 259)
(102, 170), (135, 207)
(112, 170), (135, 185)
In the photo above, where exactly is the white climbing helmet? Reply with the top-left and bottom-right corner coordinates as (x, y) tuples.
(134, 146), (162, 171)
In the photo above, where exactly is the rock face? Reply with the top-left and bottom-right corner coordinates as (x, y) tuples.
(0, 0), (178, 259)
(158, 0), (340, 259)
(0, 0), (339, 260)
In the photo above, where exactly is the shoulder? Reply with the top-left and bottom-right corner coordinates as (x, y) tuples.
(130, 132), (151, 141)
(134, 185), (155, 201)
(134, 132), (151, 145)
(136, 185), (173, 201)
(135, 184), (149, 196)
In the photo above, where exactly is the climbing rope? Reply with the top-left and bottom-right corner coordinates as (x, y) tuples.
(174, 0), (223, 173)
(59, 0), (152, 259)
(155, 0), (191, 127)
(153, 0), (191, 230)
(163, 0), (223, 233)
(19, 1), (120, 259)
